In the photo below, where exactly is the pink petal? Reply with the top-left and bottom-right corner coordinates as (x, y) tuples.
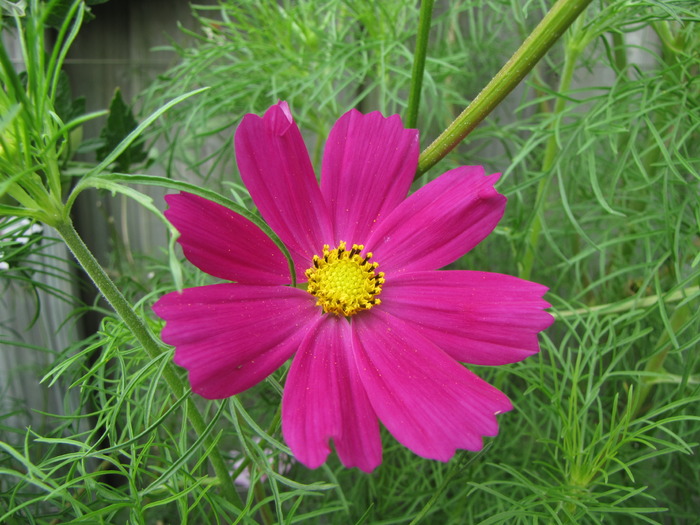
(380, 271), (553, 365)
(234, 101), (334, 264)
(352, 310), (513, 461)
(282, 315), (381, 472)
(320, 110), (419, 243)
(164, 193), (290, 285)
(153, 283), (318, 399)
(366, 166), (506, 273)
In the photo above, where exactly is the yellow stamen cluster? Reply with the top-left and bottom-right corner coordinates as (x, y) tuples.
(306, 241), (385, 317)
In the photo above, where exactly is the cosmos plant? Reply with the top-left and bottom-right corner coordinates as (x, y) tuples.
(5, 1), (695, 523)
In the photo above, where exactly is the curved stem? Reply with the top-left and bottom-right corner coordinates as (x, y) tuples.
(54, 217), (243, 508)
(405, 0), (435, 129)
(416, 0), (594, 176)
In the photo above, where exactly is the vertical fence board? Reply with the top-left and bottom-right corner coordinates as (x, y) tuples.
(1, 0), (207, 437)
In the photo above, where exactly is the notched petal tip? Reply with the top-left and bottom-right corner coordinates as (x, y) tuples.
(263, 101), (295, 135)
(277, 100), (293, 121)
(352, 311), (514, 462)
(163, 191), (195, 218)
(366, 165), (508, 273)
(479, 170), (503, 193)
(283, 316), (382, 473)
(151, 289), (182, 320)
(321, 107), (419, 242)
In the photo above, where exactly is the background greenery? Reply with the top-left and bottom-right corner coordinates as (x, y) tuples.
(1, 0), (698, 523)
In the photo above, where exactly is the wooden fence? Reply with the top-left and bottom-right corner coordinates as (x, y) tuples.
(0, 0), (207, 432)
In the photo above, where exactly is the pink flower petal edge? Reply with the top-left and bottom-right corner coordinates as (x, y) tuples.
(320, 109), (419, 243)
(234, 101), (334, 263)
(367, 166), (506, 274)
(153, 283), (317, 399)
(282, 315), (382, 472)
(380, 271), (553, 365)
(352, 310), (513, 461)
(164, 192), (290, 285)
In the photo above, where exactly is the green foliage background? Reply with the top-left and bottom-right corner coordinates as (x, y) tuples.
(1, 0), (699, 523)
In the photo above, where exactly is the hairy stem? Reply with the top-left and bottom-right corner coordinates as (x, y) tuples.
(54, 217), (243, 507)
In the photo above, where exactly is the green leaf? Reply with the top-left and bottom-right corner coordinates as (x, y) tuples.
(42, 0), (107, 29)
(0, 0), (25, 17)
(53, 69), (85, 123)
(96, 88), (147, 172)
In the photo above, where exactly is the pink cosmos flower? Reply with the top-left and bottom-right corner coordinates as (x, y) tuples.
(153, 101), (553, 473)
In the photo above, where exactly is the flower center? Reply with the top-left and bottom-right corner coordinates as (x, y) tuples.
(305, 241), (385, 317)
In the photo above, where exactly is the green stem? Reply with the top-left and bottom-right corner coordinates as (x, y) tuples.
(408, 459), (462, 525)
(630, 303), (694, 418)
(405, 0), (435, 129)
(416, 0), (593, 176)
(610, 30), (628, 74)
(555, 286), (698, 318)
(53, 217), (243, 508)
(519, 40), (580, 280)
(254, 482), (274, 525)
(653, 21), (684, 56)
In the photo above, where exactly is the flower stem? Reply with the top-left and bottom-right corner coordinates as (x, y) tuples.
(630, 303), (694, 418)
(554, 286), (698, 318)
(53, 217), (243, 508)
(519, 37), (581, 281)
(405, 0), (435, 129)
(416, 0), (594, 176)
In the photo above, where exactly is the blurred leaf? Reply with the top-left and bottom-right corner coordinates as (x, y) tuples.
(42, 0), (109, 29)
(54, 70), (86, 124)
(0, 0), (26, 17)
(96, 88), (147, 172)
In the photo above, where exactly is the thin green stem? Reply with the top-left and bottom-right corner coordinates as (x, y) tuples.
(610, 30), (628, 74)
(254, 482), (275, 525)
(405, 0), (434, 129)
(0, 28), (31, 111)
(653, 21), (684, 56)
(43, 142), (64, 203)
(2, 182), (39, 211)
(47, 0), (84, 103)
(519, 40), (581, 280)
(630, 303), (694, 418)
(53, 217), (243, 508)
(408, 460), (462, 525)
(555, 286), (698, 318)
(416, 0), (593, 176)
(408, 448), (489, 525)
